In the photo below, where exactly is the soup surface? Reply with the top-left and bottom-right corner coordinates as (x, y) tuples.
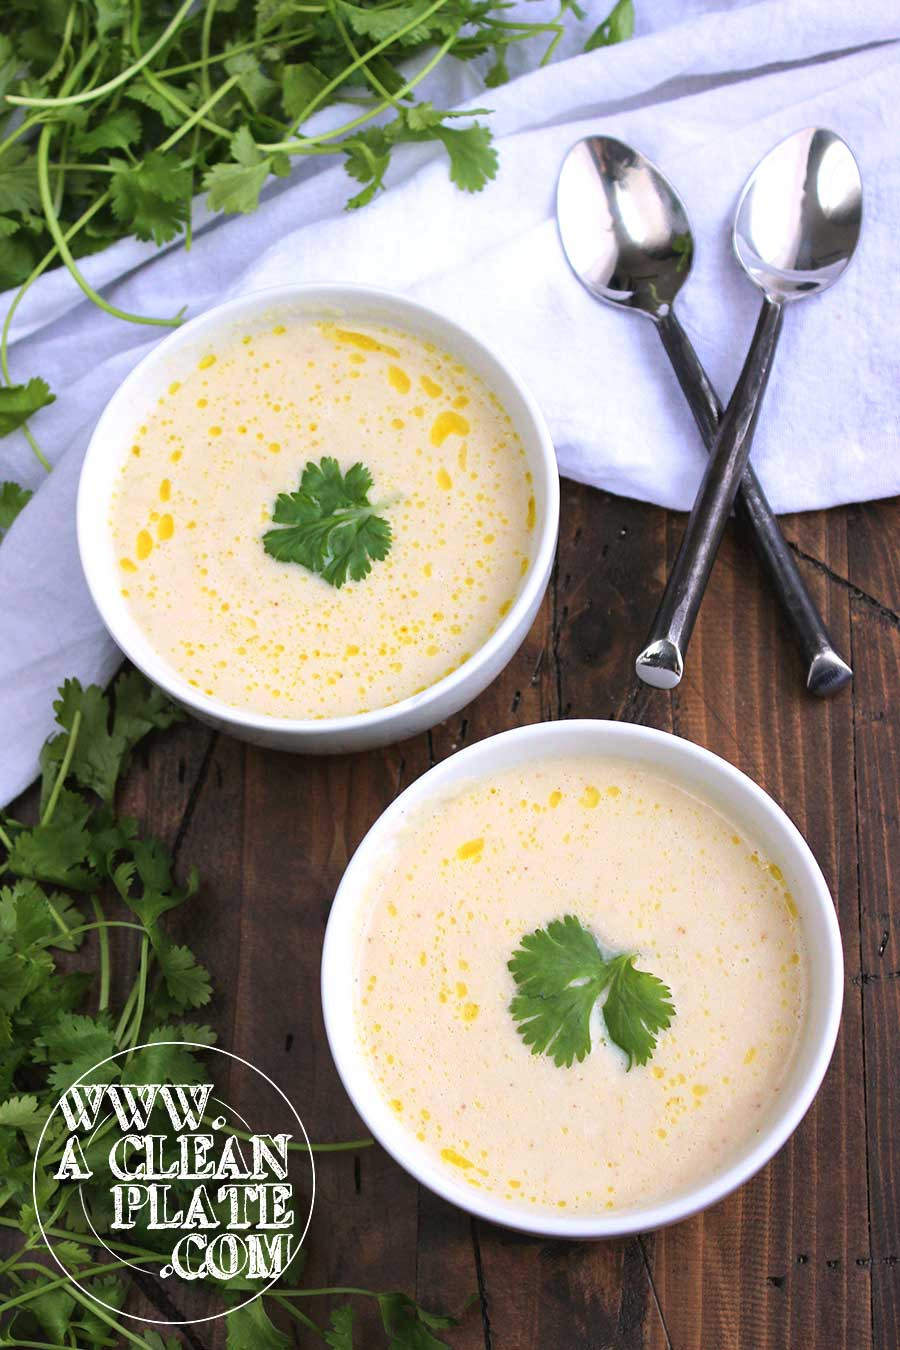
(354, 756), (808, 1215)
(110, 317), (533, 718)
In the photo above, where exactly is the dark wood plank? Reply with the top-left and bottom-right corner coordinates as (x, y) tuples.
(646, 505), (871, 1350)
(847, 497), (900, 1350)
(468, 483), (675, 1350)
(14, 487), (899, 1349)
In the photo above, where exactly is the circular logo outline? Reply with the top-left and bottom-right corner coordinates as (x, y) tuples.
(32, 1041), (316, 1327)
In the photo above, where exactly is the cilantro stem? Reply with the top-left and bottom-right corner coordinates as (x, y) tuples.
(155, 25), (318, 79)
(0, 1263), (121, 1313)
(1, 1340), (86, 1349)
(200, 1116), (373, 1152)
(5, 0), (195, 108)
(43, 3), (78, 83)
(277, 1285), (377, 1298)
(46, 162), (122, 174)
(262, 23), (462, 155)
(140, 69), (232, 144)
(270, 1293), (323, 1335)
(123, 934), (149, 1056)
(90, 897), (111, 1013)
(0, 1257), (168, 1314)
(0, 1218), (172, 1263)
(0, 823), (12, 853)
(39, 918), (147, 948)
(36, 129), (183, 329)
(199, 0), (218, 102)
(41, 708), (81, 827)
(113, 974), (140, 1044)
(1, 192), (109, 473)
(0, 113), (43, 161)
(64, 1285), (160, 1350)
(327, 0), (402, 112)
(43, 895), (76, 943)
(309, 1137), (374, 1153)
(157, 73), (241, 153)
(260, 0), (452, 147)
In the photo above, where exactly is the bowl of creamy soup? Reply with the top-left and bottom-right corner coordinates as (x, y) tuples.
(78, 285), (558, 752)
(322, 720), (843, 1237)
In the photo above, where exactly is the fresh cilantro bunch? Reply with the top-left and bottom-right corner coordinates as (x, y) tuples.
(0, 0), (635, 471)
(264, 455), (392, 587)
(0, 671), (459, 1348)
(509, 913), (675, 1068)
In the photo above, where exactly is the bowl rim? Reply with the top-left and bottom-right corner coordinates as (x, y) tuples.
(321, 718), (844, 1239)
(77, 282), (560, 737)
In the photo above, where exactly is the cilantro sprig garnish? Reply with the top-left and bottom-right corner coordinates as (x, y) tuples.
(509, 914), (675, 1070)
(0, 672), (458, 1347)
(263, 456), (392, 588)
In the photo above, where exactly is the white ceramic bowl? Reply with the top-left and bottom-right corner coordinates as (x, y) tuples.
(77, 284), (559, 753)
(322, 719), (844, 1238)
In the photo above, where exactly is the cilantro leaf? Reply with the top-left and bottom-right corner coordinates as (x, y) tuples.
(35, 1011), (119, 1091)
(0, 377), (56, 438)
(5, 788), (96, 890)
(342, 128), (391, 209)
(39, 671), (182, 809)
(0, 143), (40, 216)
(338, 0), (451, 46)
(508, 915), (674, 1069)
(340, 108), (497, 207)
(0, 226), (34, 290)
(0, 881), (83, 953)
(0, 1093), (47, 1143)
(263, 456), (392, 588)
(126, 78), (183, 129)
(76, 1275), (129, 1342)
(110, 150), (191, 245)
(156, 942), (212, 1009)
(224, 47), (278, 110)
(433, 123), (498, 193)
(601, 954), (676, 1069)
(142, 1335), (188, 1350)
(123, 1025), (216, 1086)
(326, 1305), (356, 1348)
(98, 829), (199, 930)
(282, 62), (330, 120)
(30, 1284), (77, 1343)
(204, 128), (273, 215)
(0, 479), (32, 536)
(378, 1292), (458, 1348)
(39, 680), (120, 810)
(225, 1292), (293, 1350)
(74, 109), (142, 155)
(585, 0), (635, 51)
(112, 667), (184, 744)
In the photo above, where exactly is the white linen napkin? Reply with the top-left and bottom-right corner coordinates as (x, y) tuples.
(2, 0), (898, 805)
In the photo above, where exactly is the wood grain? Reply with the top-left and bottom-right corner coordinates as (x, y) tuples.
(14, 486), (900, 1348)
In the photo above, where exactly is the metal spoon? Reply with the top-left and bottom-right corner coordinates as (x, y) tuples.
(556, 133), (854, 695)
(632, 128), (862, 689)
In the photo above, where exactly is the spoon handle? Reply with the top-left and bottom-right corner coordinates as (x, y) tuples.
(651, 307), (851, 695)
(636, 298), (783, 689)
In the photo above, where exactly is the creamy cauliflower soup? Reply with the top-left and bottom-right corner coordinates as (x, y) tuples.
(355, 756), (808, 1215)
(109, 318), (534, 718)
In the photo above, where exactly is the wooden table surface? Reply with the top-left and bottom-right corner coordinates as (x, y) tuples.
(117, 483), (899, 1349)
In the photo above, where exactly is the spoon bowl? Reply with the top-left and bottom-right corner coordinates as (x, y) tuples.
(734, 128), (862, 301)
(557, 136), (693, 316)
